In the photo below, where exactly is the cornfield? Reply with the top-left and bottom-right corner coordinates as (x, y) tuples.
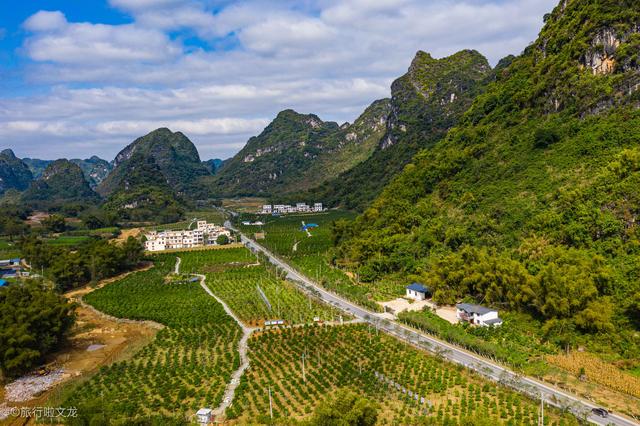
(547, 352), (640, 398)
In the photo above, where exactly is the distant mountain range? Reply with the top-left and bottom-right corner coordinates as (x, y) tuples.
(0, 45), (504, 213)
(209, 100), (390, 197)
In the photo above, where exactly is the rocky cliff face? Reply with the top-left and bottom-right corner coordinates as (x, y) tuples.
(70, 156), (113, 188)
(525, 0), (640, 114)
(302, 50), (492, 210)
(0, 149), (33, 194)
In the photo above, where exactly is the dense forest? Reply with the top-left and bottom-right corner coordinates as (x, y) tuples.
(334, 0), (640, 356)
(0, 282), (76, 379)
(20, 236), (145, 292)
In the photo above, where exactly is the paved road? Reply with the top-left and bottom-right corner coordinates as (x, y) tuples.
(226, 220), (639, 426)
(195, 273), (256, 420)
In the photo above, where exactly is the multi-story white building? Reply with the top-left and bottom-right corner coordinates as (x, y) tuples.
(144, 221), (232, 252)
(261, 202), (324, 215)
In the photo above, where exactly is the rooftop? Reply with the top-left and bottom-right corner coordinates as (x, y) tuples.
(456, 303), (496, 315)
(406, 282), (430, 293)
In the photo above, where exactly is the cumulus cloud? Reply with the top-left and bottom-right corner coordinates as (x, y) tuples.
(22, 11), (180, 64)
(23, 10), (67, 32)
(1, 0), (559, 160)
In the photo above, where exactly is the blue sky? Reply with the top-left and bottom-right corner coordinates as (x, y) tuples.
(0, 0), (558, 160)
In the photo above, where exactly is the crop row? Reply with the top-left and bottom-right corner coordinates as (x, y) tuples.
(64, 255), (241, 423)
(228, 324), (580, 426)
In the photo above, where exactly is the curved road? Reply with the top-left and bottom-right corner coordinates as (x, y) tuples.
(226, 220), (639, 426)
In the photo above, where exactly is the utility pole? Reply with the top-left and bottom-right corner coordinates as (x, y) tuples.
(539, 391), (544, 426)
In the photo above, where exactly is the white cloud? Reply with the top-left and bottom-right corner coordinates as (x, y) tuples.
(23, 17), (181, 64)
(23, 10), (67, 32)
(2, 0), (559, 160)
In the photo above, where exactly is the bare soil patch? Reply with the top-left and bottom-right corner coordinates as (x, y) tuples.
(1, 266), (158, 425)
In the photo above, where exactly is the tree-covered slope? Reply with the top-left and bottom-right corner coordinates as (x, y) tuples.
(0, 149), (33, 194)
(336, 0), (640, 351)
(70, 156), (112, 188)
(23, 156), (112, 188)
(21, 159), (100, 208)
(22, 157), (52, 179)
(304, 50), (492, 210)
(210, 101), (390, 197)
(97, 128), (210, 199)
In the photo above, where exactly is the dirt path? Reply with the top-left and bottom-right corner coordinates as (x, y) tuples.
(292, 241), (299, 252)
(193, 274), (256, 420)
(174, 257), (181, 274)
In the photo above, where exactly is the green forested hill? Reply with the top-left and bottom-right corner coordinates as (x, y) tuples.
(21, 159), (100, 208)
(210, 101), (391, 197)
(0, 149), (33, 194)
(23, 156), (112, 188)
(336, 0), (640, 351)
(304, 50), (493, 210)
(98, 128), (210, 198)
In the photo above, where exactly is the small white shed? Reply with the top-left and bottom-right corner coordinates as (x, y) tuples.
(196, 408), (213, 425)
(406, 283), (430, 301)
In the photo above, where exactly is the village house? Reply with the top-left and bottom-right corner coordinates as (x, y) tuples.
(261, 202), (323, 215)
(405, 283), (430, 301)
(455, 303), (503, 327)
(144, 221), (232, 252)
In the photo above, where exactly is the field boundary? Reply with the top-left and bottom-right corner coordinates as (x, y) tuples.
(194, 273), (256, 420)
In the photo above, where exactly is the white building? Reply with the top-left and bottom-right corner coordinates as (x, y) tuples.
(261, 202), (323, 215)
(406, 283), (430, 301)
(144, 221), (232, 252)
(455, 303), (503, 327)
(196, 408), (213, 425)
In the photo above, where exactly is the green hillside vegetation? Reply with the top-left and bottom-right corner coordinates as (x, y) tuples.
(70, 156), (112, 187)
(303, 50), (493, 210)
(98, 128), (210, 222)
(22, 157), (52, 179)
(21, 159), (100, 210)
(101, 155), (186, 223)
(0, 149), (33, 195)
(335, 0), (640, 358)
(211, 102), (390, 197)
(22, 156), (112, 187)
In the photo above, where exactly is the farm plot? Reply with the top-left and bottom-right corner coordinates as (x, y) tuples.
(228, 324), (579, 426)
(178, 248), (343, 327)
(63, 255), (240, 424)
(237, 212), (386, 311)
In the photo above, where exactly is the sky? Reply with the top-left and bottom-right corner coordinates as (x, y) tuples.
(0, 0), (558, 161)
